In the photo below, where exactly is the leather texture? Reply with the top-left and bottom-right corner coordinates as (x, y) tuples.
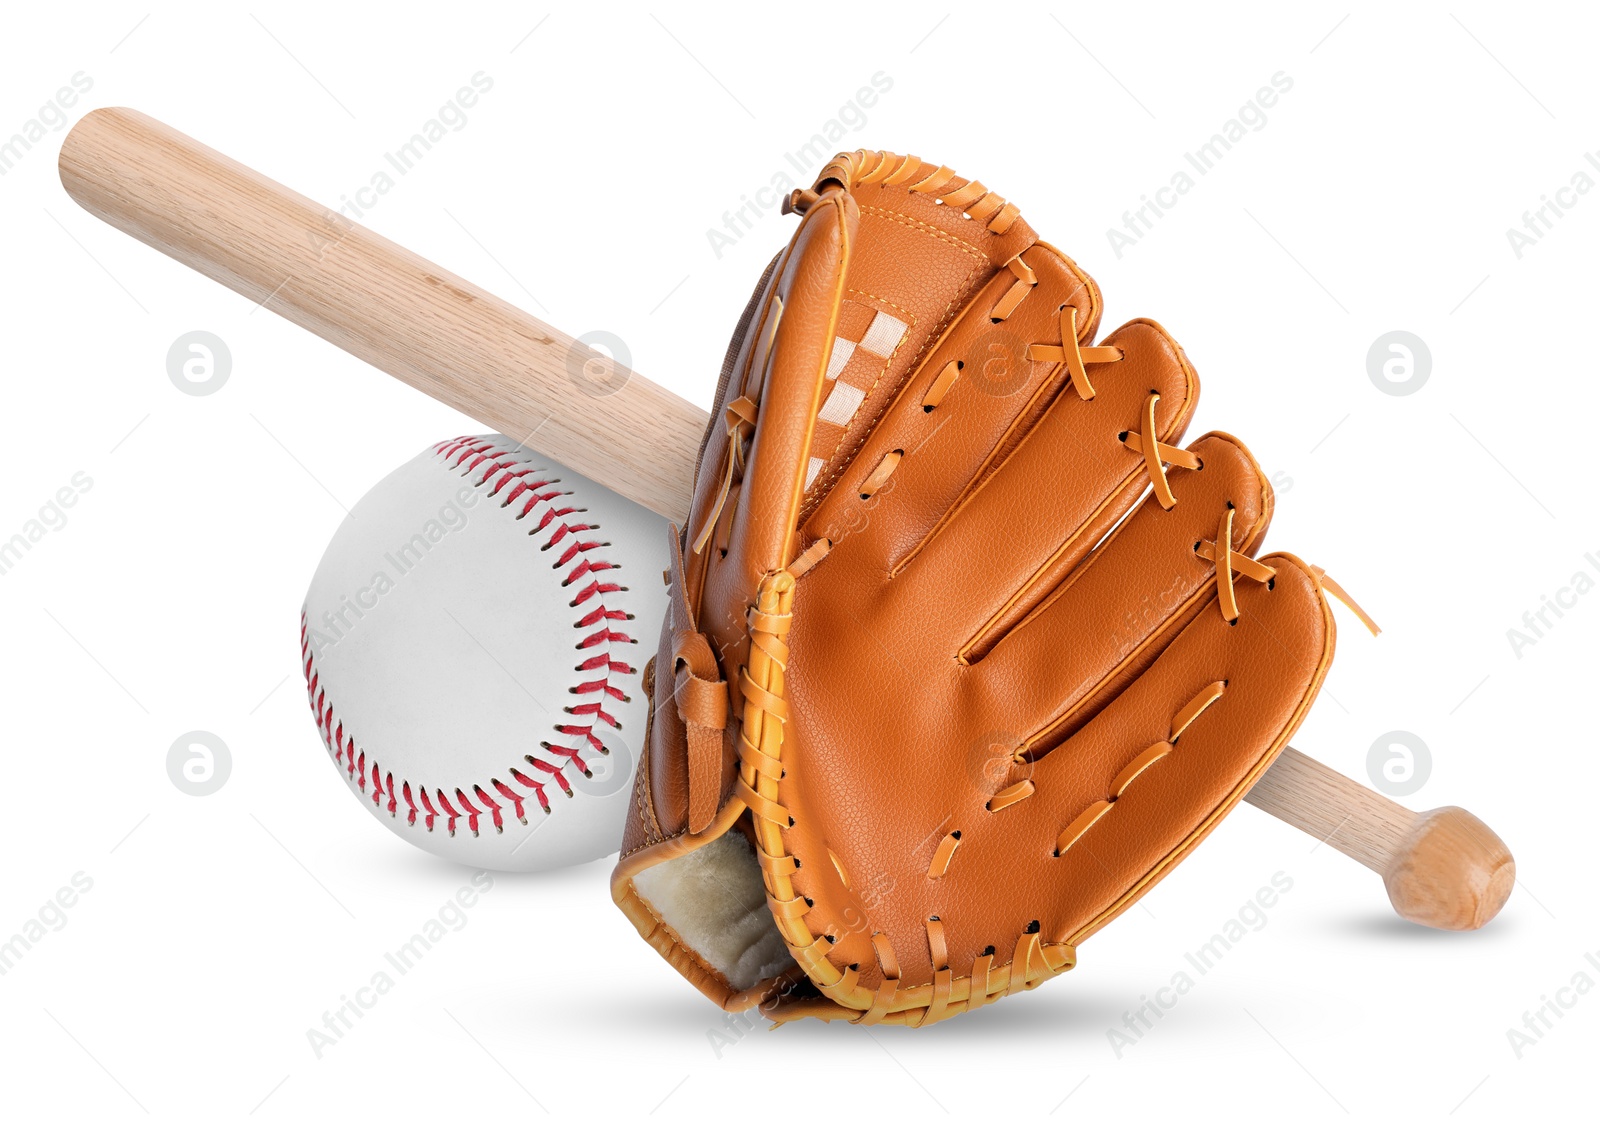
(613, 151), (1340, 1025)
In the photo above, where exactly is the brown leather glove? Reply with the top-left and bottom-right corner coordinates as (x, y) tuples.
(612, 150), (1375, 1025)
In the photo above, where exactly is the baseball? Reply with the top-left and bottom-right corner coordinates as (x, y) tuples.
(301, 435), (668, 871)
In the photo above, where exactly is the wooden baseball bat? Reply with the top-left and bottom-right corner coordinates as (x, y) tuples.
(58, 107), (1513, 930)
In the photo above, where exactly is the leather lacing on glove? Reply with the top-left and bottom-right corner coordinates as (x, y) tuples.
(614, 149), (1381, 1028)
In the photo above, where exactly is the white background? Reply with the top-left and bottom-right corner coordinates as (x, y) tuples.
(1, 1), (1592, 1124)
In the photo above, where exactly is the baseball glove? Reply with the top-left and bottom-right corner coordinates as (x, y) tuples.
(612, 150), (1375, 1025)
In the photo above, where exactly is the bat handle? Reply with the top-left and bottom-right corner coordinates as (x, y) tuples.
(1247, 746), (1515, 931)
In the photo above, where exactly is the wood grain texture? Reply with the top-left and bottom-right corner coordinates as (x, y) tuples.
(1247, 746), (1417, 873)
(1247, 747), (1514, 930)
(59, 108), (1512, 929)
(59, 107), (705, 522)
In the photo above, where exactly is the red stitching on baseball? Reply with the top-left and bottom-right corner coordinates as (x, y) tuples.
(299, 437), (637, 838)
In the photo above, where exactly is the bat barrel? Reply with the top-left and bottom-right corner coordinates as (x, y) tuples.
(58, 106), (704, 522)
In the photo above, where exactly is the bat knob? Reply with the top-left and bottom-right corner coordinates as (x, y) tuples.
(1383, 806), (1515, 931)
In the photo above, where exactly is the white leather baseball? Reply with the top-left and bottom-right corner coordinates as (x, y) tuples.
(301, 435), (668, 871)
